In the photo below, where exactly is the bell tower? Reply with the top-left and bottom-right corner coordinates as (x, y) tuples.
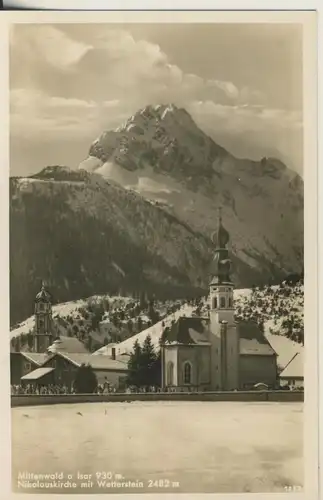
(209, 208), (235, 325)
(209, 209), (239, 391)
(33, 281), (53, 352)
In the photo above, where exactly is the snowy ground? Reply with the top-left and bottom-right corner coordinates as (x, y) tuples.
(12, 401), (303, 494)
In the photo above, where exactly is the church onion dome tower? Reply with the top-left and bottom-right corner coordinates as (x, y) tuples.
(35, 283), (52, 303)
(210, 209), (233, 286)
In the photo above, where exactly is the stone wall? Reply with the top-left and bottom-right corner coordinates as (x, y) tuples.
(11, 391), (304, 407)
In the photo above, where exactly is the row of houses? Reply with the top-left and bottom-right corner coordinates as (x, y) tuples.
(11, 348), (130, 390)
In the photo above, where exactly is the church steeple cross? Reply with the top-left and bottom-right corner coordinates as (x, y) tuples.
(218, 207), (222, 223)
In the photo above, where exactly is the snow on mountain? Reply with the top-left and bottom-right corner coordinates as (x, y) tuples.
(80, 103), (303, 288)
(10, 294), (134, 340)
(93, 302), (195, 356)
(10, 298), (88, 340)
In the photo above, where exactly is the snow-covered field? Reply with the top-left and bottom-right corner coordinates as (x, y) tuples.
(12, 401), (303, 494)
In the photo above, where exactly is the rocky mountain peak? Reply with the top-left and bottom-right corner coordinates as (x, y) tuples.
(114, 103), (200, 135)
(87, 104), (228, 178)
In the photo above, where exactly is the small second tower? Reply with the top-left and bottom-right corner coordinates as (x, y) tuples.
(33, 282), (53, 352)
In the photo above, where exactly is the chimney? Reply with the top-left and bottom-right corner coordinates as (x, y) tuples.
(111, 347), (116, 360)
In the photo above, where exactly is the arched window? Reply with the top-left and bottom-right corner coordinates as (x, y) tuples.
(167, 361), (174, 386)
(220, 297), (226, 308)
(212, 297), (218, 309)
(183, 362), (192, 384)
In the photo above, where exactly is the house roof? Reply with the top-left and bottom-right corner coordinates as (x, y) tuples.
(238, 321), (277, 356)
(93, 343), (123, 355)
(279, 351), (303, 379)
(20, 352), (49, 365)
(55, 352), (129, 371)
(21, 367), (55, 381)
(161, 317), (211, 346)
(265, 333), (303, 371)
(47, 336), (89, 354)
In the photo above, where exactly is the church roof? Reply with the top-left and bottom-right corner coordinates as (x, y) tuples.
(237, 321), (277, 356)
(161, 317), (211, 346)
(162, 317), (276, 356)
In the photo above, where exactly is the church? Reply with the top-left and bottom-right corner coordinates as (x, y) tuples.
(160, 214), (278, 391)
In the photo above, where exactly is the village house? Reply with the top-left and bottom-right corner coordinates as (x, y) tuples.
(10, 352), (48, 385)
(20, 351), (129, 390)
(279, 351), (304, 389)
(11, 283), (130, 391)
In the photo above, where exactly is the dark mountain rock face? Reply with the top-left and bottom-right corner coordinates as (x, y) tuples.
(10, 105), (303, 324)
(10, 169), (208, 324)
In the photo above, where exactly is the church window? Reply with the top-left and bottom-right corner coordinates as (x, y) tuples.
(220, 297), (226, 308)
(39, 303), (44, 311)
(228, 297), (233, 308)
(212, 297), (218, 309)
(183, 362), (192, 384)
(167, 361), (174, 386)
(39, 319), (44, 328)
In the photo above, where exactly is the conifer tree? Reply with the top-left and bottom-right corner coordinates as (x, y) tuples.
(141, 335), (156, 389)
(126, 335), (161, 390)
(126, 340), (144, 388)
(73, 363), (98, 393)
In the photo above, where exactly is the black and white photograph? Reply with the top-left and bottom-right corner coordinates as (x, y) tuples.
(4, 10), (318, 496)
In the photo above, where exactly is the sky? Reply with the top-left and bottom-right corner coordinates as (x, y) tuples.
(9, 23), (303, 176)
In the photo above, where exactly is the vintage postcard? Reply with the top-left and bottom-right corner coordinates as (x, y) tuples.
(0, 8), (318, 499)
